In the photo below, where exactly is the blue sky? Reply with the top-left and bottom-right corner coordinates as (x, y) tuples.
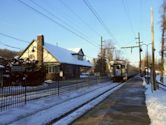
(0, 0), (164, 66)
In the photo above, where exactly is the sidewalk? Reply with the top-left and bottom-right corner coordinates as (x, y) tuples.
(73, 77), (150, 125)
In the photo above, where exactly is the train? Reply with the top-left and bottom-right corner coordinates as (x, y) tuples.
(109, 60), (138, 82)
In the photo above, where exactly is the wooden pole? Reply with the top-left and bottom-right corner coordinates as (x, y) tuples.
(161, 29), (165, 83)
(151, 8), (156, 90)
(138, 32), (142, 74)
(101, 36), (103, 76)
(160, 6), (166, 83)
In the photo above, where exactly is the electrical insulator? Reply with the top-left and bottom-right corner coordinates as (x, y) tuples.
(140, 48), (143, 52)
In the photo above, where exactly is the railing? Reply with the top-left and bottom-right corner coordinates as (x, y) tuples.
(0, 76), (109, 111)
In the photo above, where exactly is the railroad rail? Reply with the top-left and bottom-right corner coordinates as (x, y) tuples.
(157, 81), (166, 91)
(7, 81), (124, 125)
(0, 77), (109, 111)
(48, 83), (124, 125)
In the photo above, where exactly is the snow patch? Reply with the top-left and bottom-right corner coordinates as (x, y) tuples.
(145, 84), (166, 125)
(54, 84), (124, 125)
(0, 81), (117, 125)
(10, 83), (119, 125)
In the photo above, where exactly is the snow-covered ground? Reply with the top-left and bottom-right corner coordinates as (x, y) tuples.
(0, 79), (102, 109)
(0, 81), (123, 125)
(144, 78), (166, 125)
(156, 74), (166, 85)
(54, 83), (124, 125)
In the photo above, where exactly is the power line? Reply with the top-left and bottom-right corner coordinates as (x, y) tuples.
(83, 0), (117, 42)
(122, 0), (136, 36)
(0, 40), (21, 50)
(0, 32), (29, 43)
(139, 0), (143, 27)
(58, 0), (102, 37)
(121, 33), (142, 74)
(29, 0), (97, 45)
(17, 0), (98, 48)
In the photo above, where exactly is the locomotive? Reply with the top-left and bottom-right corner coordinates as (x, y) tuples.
(109, 60), (138, 82)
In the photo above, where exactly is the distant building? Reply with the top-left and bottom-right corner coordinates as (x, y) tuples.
(19, 35), (92, 80)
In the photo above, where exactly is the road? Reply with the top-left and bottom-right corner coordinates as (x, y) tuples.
(72, 77), (150, 125)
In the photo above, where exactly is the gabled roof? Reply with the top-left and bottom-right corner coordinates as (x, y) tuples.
(44, 43), (92, 67)
(19, 40), (35, 58)
(69, 48), (81, 53)
(68, 48), (85, 56)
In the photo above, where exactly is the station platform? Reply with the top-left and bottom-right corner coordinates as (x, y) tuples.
(72, 77), (150, 125)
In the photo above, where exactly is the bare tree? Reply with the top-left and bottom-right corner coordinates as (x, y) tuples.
(114, 49), (123, 60)
(0, 49), (19, 59)
(103, 40), (114, 61)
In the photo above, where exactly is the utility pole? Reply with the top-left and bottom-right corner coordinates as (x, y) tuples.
(151, 8), (157, 90)
(136, 32), (142, 74)
(121, 44), (142, 75)
(121, 45), (139, 52)
(100, 36), (104, 76)
(160, 6), (166, 83)
(147, 45), (149, 68)
(101, 36), (103, 57)
(161, 28), (165, 83)
(122, 33), (142, 75)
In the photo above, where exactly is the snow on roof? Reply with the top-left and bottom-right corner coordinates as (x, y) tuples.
(44, 43), (92, 67)
(68, 48), (81, 53)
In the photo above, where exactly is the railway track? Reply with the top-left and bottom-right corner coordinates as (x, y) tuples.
(0, 78), (109, 111)
(158, 81), (166, 91)
(7, 81), (124, 125)
(0, 77), (100, 97)
(49, 83), (124, 125)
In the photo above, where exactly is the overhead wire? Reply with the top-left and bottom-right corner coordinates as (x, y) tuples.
(0, 32), (98, 60)
(83, 0), (117, 42)
(17, 0), (98, 48)
(28, 0), (98, 45)
(122, 0), (136, 36)
(0, 40), (21, 50)
(0, 32), (30, 43)
(139, 0), (144, 35)
(58, 0), (102, 37)
(139, 0), (142, 27)
(0, 32), (97, 61)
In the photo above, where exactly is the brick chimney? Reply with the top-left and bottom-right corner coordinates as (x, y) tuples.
(37, 34), (44, 66)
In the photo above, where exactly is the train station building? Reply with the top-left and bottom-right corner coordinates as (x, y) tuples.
(19, 35), (92, 80)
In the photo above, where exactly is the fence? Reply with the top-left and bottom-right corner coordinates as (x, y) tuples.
(0, 76), (109, 111)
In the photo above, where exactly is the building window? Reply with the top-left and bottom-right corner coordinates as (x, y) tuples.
(78, 55), (83, 60)
(73, 55), (83, 60)
(47, 65), (59, 73)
